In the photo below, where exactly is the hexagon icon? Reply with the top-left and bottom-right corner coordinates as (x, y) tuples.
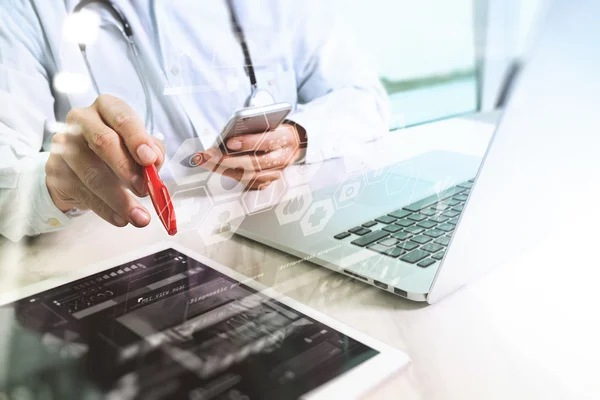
(366, 165), (392, 185)
(334, 173), (366, 209)
(385, 160), (418, 197)
(197, 200), (246, 246)
(169, 186), (213, 233)
(284, 147), (325, 188)
(274, 185), (313, 225)
(300, 198), (335, 236)
(167, 138), (222, 186)
(241, 171), (287, 215)
(253, 123), (300, 172)
(206, 158), (254, 201)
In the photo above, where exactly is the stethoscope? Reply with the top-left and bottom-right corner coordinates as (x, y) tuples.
(73, 0), (276, 137)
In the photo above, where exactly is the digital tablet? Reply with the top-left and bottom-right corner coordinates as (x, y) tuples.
(0, 242), (408, 400)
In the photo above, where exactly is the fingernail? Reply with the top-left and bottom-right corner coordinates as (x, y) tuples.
(130, 207), (150, 227)
(131, 174), (147, 196)
(137, 144), (156, 165)
(112, 213), (128, 227)
(228, 139), (242, 151)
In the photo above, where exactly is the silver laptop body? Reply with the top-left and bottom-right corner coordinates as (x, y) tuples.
(238, 0), (600, 303)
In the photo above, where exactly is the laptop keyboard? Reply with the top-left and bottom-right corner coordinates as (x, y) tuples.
(333, 179), (474, 268)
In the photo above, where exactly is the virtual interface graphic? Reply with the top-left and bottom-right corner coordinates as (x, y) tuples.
(0, 249), (378, 399)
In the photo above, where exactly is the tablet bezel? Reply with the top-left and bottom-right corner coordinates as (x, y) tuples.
(0, 241), (409, 399)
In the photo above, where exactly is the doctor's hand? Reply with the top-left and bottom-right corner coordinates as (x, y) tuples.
(194, 123), (306, 190)
(45, 95), (166, 228)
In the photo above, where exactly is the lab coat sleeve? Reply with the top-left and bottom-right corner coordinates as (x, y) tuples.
(0, 2), (74, 242)
(284, 0), (391, 163)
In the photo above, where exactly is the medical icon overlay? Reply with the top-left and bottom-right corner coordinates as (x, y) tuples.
(366, 164), (392, 185)
(197, 200), (246, 246)
(241, 171), (287, 215)
(334, 173), (366, 209)
(206, 161), (253, 200)
(300, 198), (335, 236)
(169, 186), (213, 233)
(274, 185), (313, 225)
(385, 160), (419, 197)
(168, 138), (222, 187)
(283, 147), (325, 188)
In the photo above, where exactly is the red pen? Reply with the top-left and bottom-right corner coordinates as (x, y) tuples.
(144, 164), (177, 235)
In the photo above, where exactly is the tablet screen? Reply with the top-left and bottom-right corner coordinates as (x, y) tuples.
(0, 249), (379, 399)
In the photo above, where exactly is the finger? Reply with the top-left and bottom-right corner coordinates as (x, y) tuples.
(247, 170), (282, 190)
(67, 107), (146, 197)
(227, 124), (299, 153)
(55, 166), (128, 227)
(213, 153), (257, 177)
(45, 153), (83, 212)
(59, 134), (151, 227)
(72, 181), (129, 227)
(252, 147), (298, 171)
(201, 153), (258, 186)
(210, 147), (297, 179)
(247, 180), (272, 191)
(92, 94), (158, 166)
(151, 137), (166, 169)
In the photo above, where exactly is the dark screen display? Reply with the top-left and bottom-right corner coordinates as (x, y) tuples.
(0, 249), (377, 399)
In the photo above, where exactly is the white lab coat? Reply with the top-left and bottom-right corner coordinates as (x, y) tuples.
(0, 0), (390, 242)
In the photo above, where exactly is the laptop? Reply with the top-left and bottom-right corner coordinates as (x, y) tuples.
(238, 0), (600, 303)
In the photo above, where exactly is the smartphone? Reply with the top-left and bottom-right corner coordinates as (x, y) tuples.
(178, 102), (293, 168)
(217, 102), (292, 152)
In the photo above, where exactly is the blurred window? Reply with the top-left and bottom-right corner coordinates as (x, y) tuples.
(336, 0), (478, 128)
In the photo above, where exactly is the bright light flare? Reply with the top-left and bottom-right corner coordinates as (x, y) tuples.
(53, 71), (91, 94)
(63, 10), (101, 45)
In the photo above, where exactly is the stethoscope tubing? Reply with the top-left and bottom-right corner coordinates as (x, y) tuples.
(72, 0), (270, 135)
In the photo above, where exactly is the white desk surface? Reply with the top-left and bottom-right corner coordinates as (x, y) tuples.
(2, 112), (597, 400)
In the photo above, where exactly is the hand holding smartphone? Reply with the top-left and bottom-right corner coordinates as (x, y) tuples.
(217, 102), (292, 153)
(179, 102), (293, 169)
